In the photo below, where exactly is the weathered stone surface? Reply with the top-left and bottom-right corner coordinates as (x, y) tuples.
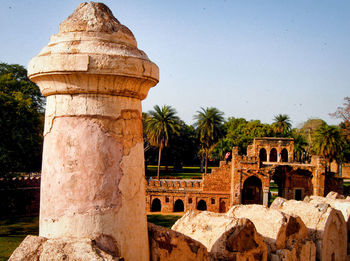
(148, 222), (209, 261)
(227, 204), (315, 261)
(307, 195), (350, 257)
(272, 240), (315, 261)
(271, 197), (347, 261)
(9, 235), (122, 261)
(59, 2), (130, 34)
(172, 210), (267, 261)
(28, 2), (159, 99)
(21, 2), (159, 261)
(307, 196), (350, 229)
(326, 191), (345, 199)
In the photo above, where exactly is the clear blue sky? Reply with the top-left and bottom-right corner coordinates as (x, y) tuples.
(1, 0), (349, 127)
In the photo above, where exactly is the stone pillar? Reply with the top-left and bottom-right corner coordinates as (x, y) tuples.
(230, 147), (241, 206)
(27, 3), (158, 261)
(311, 156), (326, 196)
(263, 188), (269, 206)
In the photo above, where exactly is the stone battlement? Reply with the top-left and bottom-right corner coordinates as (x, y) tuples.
(0, 176), (41, 188)
(240, 155), (259, 163)
(146, 179), (202, 190)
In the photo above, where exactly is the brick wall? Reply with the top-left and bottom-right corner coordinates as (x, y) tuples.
(202, 161), (231, 193)
(331, 162), (350, 178)
(0, 177), (40, 217)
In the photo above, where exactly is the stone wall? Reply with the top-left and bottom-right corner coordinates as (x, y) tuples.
(0, 177), (40, 217)
(331, 162), (350, 178)
(146, 189), (230, 213)
(343, 163), (350, 179)
(325, 175), (344, 195)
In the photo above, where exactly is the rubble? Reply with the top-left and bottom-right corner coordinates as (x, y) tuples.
(172, 210), (267, 261)
(271, 197), (347, 261)
(227, 204), (316, 261)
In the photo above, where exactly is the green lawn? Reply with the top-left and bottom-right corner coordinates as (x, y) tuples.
(146, 165), (210, 179)
(0, 216), (39, 261)
(147, 214), (182, 228)
(0, 214), (181, 260)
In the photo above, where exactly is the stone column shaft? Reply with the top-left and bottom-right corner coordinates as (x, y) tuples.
(263, 188), (269, 206)
(27, 3), (159, 260)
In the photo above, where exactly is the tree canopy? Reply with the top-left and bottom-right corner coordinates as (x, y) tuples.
(223, 118), (274, 155)
(0, 63), (44, 176)
(312, 123), (344, 169)
(272, 114), (292, 137)
(330, 97), (350, 161)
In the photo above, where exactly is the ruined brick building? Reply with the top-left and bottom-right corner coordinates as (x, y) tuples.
(146, 137), (343, 213)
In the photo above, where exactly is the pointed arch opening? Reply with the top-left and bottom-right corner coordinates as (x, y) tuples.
(270, 148), (277, 162)
(259, 148), (267, 162)
(197, 200), (207, 211)
(242, 176), (262, 205)
(281, 148), (288, 162)
(151, 198), (161, 212)
(174, 199), (184, 212)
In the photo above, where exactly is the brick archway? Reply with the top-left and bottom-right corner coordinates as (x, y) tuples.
(281, 148), (288, 162)
(197, 200), (207, 211)
(219, 199), (226, 213)
(151, 198), (161, 212)
(242, 176), (262, 205)
(259, 148), (267, 162)
(270, 148), (277, 162)
(174, 199), (184, 212)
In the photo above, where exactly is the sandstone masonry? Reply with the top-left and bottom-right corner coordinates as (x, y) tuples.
(146, 137), (343, 213)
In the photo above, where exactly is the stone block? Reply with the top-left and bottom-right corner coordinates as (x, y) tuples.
(227, 204), (315, 261)
(9, 235), (122, 261)
(271, 197), (347, 261)
(172, 210), (267, 260)
(148, 222), (209, 261)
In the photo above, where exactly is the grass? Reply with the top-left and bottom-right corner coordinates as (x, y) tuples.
(145, 165), (210, 179)
(0, 216), (39, 261)
(0, 214), (181, 260)
(147, 214), (182, 229)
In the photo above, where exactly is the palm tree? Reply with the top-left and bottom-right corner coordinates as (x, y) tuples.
(312, 123), (344, 172)
(194, 107), (224, 174)
(273, 114), (292, 137)
(145, 105), (180, 179)
(292, 133), (308, 162)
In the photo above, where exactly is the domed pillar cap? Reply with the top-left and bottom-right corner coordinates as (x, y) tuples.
(28, 2), (159, 100)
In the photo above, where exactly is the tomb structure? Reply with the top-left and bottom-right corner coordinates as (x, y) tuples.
(146, 137), (343, 213)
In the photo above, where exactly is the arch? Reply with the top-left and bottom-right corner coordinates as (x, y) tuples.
(151, 198), (161, 212)
(174, 199), (184, 212)
(270, 148), (277, 162)
(242, 176), (262, 205)
(281, 148), (288, 162)
(197, 200), (207, 211)
(259, 148), (267, 162)
(219, 200), (226, 213)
